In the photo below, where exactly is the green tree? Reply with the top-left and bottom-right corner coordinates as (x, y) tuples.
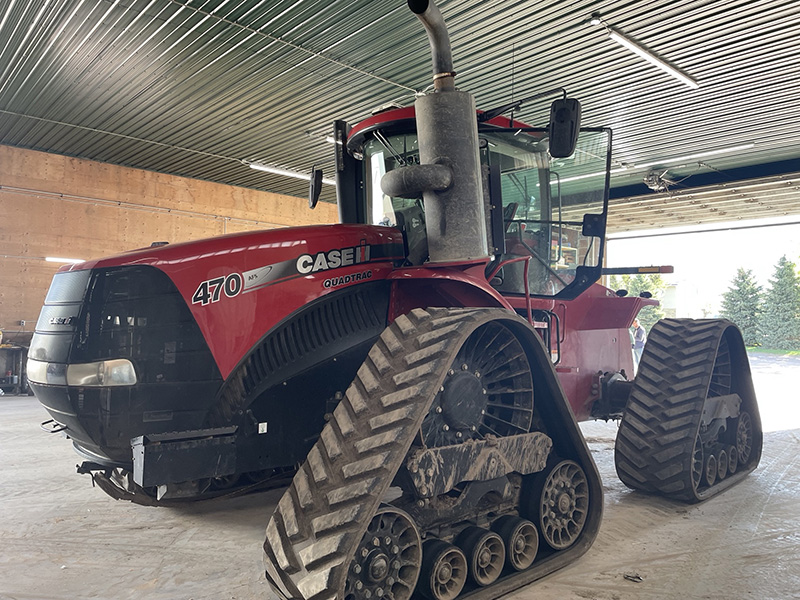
(720, 268), (762, 346)
(608, 273), (667, 332)
(759, 256), (800, 350)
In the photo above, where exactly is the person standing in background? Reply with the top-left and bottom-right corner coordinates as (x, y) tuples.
(632, 318), (646, 368)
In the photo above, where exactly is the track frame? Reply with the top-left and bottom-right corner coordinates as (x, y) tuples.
(263, 307), (603, 600)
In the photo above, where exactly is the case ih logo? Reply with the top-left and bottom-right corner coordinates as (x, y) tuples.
(191, 243), (375, 306)
(296, 243), (371, 275)
(48, 316), (75, 326)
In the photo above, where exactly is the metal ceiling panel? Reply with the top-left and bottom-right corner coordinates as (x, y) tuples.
(0, 0), (798, 226)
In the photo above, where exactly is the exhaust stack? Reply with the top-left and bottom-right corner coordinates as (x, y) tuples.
(382, 0), (488, 264)
(407, 0), (455, 91)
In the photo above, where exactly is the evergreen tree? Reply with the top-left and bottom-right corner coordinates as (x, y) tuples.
(720, 268), (762, 346)
(759, 256), (800, 350)
(608, 273), (667, 332)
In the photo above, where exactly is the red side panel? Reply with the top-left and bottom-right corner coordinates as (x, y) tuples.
(386, 261), (512, 319)
(552, 284), (657, 420)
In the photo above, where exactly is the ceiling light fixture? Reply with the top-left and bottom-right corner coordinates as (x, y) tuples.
(553, 143), (754, 184)
(590, 14), (699, 89)
(636, 143), (755, 168)
(245, 161), (335, 186)
(46, 256), (85, 264)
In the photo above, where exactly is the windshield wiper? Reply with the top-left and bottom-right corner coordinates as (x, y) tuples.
(373, 130), (406, 166)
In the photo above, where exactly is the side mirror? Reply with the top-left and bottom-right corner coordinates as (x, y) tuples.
(309, 166), (323, 209)
(548, 98), (581, 158)
(581, 213), (604, 237)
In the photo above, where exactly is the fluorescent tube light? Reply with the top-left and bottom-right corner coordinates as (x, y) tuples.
(590, 16), (699, 89)
(247, 161), (335, 186)
(556, 167), (630, 184)
(553, 143), (755, 184)
(608, 30), (699, 89)
(636, 144), (755, 168)
(46, 256), (84, 264)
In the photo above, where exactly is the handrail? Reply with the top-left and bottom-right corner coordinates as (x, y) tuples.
(487, 255), (533, 325)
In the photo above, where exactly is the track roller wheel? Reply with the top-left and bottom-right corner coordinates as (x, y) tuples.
(736, 411), (754, 464)
(535, 460), (589, 550)
(704, 454), (717, 487)
(492, 516), (538, 571)
(455, 527), (505, 587)
(727, 445), (738, 475)
(418, 540), (467, 600)
(716, 449), (728, 481)
(614, 319), (763, 503)
(690, 438), (704, 491)
(345, 507), (422, 600)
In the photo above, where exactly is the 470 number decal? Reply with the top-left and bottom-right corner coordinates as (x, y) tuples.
(192, 273), (243, 306)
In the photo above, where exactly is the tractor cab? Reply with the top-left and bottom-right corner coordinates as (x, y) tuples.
(336, 106), (612, 300)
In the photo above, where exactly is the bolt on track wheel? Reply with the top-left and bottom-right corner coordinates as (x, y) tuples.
(727, 445), (738, 475)
(492, 516), (538, 571)
(736, 411), (754, 464)
(420, 321), (533, 447)
(538, 460), (589, 550)
(456, 527), (505, 587)
(418, 540), (467, 600)
(345, 507), (421, 600)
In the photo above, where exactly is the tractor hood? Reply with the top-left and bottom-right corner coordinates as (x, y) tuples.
(44, 224), (405, 378)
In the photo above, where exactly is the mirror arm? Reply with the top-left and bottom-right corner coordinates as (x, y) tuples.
(477, 88), (566, 123)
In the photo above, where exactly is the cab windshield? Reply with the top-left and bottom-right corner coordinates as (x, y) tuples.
(361, 126), (611, 297)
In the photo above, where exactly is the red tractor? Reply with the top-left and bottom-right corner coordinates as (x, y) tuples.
(29, 2), (761, 599)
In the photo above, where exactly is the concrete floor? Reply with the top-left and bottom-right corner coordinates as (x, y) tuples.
(1, 354), (799, 600)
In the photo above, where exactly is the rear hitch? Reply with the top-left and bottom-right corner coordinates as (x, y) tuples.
(76, 462), (110, 488)
(590, 371), (633, 420)
(76, 461), (107, 475)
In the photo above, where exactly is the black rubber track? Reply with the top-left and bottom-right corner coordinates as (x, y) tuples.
(263, 308), (494, 600)
(263, 307), (604, 600)
(614, 318), (762, 503)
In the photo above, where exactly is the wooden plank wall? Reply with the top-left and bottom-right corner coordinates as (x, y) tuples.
(0, 145), (338, 345)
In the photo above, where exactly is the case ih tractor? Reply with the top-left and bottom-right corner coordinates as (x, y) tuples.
(29, 2), (761, 599)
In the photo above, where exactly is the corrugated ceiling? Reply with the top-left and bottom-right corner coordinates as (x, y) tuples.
(0, 0), (798, 230)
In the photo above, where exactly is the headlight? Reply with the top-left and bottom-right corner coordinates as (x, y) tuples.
(27, 359), (67, 385)
(27, 358), (137, 386)
(67, 359), (137, 387)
